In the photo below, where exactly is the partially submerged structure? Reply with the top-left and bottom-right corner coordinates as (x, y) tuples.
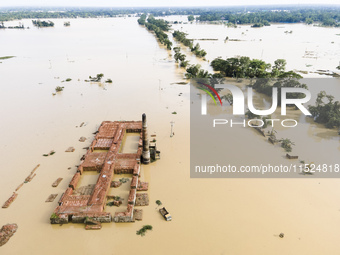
(50, 114), (159, 228)
(0, 224), (18, 247)
(159, 207), (172, 221)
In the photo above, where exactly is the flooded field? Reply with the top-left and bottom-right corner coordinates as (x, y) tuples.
(168, 15), (340, 73)
(0, 16), (339, 254)
(121, 133), (140, 153)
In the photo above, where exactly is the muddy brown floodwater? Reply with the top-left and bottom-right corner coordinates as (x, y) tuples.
(0, 16), (339, 255)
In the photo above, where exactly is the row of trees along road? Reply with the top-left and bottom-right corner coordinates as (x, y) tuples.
(138, 14), (172, 50)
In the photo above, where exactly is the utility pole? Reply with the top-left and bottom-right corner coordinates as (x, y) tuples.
(170, 121), (175, 137)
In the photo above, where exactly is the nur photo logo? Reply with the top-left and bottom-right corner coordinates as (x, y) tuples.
(196, 79), (311, 128)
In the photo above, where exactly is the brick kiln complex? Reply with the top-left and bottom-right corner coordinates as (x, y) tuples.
(50, 114), (156, 228)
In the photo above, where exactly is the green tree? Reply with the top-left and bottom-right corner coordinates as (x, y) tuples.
(173, 30), (194, 51)
(221, 94), (233, 105)
(185, 64), (201, 78)
(32, 19), (54, 27)
(142, 16), (172, 50)
(305, 17), (313, 24)
(89, 73), (104, 82)
(185, 64), (211, 78)
(271, 59), (287, 77)
(138, 13), (147, 25)
(180, 60), (189, 68)
(174, 52), (186, 62)
(211, 56), (270, 78)
(173, 47), (181, 53)
(280, 138), (295, 152)
(308, 91), (340, 128)
(136, 225), (153, 236)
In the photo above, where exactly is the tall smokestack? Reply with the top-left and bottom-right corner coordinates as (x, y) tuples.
(142, 113), (150, 164)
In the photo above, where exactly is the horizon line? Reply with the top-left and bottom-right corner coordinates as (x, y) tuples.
(1, 4), (340, 8)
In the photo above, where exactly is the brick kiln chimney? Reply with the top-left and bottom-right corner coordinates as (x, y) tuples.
(142, 113), (150, 164)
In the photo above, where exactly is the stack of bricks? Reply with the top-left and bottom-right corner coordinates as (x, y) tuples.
(0, 224), (18, 247)
(2, 193), (18, 209)
(51, 120), (146, 227)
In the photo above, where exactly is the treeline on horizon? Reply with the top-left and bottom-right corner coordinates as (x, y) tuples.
(196, 9), (340, 27)
(0, 5), (340, 26)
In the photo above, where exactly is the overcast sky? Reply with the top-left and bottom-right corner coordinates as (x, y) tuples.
(0, 0), (340, 7)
